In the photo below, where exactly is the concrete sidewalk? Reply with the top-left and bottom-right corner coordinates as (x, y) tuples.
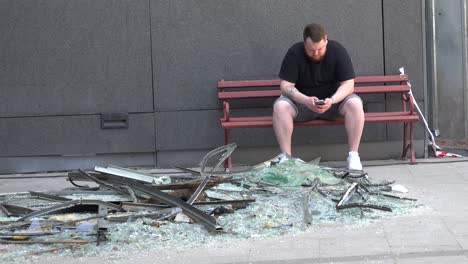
(1, 159), (468, 263)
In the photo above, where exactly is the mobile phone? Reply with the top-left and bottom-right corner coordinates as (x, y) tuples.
(315, 99), (325, 105)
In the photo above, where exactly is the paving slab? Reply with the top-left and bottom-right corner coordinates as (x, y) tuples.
(395, 253), (468, 264)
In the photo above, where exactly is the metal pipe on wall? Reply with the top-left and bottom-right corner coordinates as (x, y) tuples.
(424, 0), (438, 157)
(422, 0), (428, 158)
(463, 0), (468, 140)
(429, 0), (439, 137)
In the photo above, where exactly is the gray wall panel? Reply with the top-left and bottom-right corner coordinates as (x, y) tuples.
(155, 110), (224, 150)
(156, 140), (425, 168)
(386, 98), (426, 142)
(383, 0), (425, 140)
(0, 0), (152, 116)
(0, 113), (155, 156)
(155, 106), (387, 152)
(229, 140), (426, 166)
(383, 0), (425, 154)
(152, 0), (383, 112)
(384, 0), (424, 93)
(433, 0), (466, 139)
(155, 149), (213, 168)
(362, 102), (387, 142)
(0, 153), (155, 174)
(230, 126), (349, 147)
(231, 120), (387, 147)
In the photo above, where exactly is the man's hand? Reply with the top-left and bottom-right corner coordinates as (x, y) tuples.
(307, 97), (333, 113)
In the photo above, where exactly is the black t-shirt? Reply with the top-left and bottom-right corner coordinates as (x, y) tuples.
(278, 40), (355, 99)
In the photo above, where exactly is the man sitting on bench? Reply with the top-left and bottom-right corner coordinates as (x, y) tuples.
(272, 23), (364, 170)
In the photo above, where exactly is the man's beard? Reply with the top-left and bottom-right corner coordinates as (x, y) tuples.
(310, 53), (325, 62)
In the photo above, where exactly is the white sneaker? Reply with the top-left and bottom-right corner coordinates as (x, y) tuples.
(271, 152), (290, 164)
(347, 151), (363, 171)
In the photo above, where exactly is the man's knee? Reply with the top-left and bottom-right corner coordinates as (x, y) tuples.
(273, 100), (296, 117)
(341, 97), (364, 115)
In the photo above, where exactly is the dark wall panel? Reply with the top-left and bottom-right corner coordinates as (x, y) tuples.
(0, 153), (155, 174)
(383, 0), (425, 142)
(230, 119), (387, 147)
(433, 1), (466, 140)
(0, 0), (152, 117)
(154, 106), (387, 151)
(151, 0), (384, 112)
(0, 113), (155, 156)
(155, 110), (224, 150)
(383, 0), (424, 93)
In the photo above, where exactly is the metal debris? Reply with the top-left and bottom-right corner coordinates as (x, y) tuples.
(17, 199), (123, 222)
(94, 165), (171, 185)
(0, 203), (36, 217)
(28, 191), (71, 202)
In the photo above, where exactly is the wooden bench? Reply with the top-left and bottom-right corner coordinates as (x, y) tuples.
(218, 75), (420, 170)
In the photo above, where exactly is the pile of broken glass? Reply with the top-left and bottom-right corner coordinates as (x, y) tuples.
(0, 144), (420, 260)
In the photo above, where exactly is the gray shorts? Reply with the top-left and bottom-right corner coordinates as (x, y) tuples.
(275, 94), (362, 121)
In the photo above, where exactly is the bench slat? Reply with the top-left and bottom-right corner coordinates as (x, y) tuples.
(218, 79), (280, 88)
(221, 113), (419, 129)
(217, 75), (408, 89)
(354, 85), (410, 93)
(218, 90), (280, 99)
(218, 85), (410, 99)
(222, 111), (418, 123)
(354, 75), (408, 83)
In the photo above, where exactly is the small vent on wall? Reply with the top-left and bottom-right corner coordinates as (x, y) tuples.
(100, 113), (129, 129)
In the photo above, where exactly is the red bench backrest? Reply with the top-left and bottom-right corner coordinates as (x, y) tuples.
(218, 75), (410, 100)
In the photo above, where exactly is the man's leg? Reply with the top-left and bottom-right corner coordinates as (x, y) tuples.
(339, 97), (364, 152)
(272, 100), (297, 155)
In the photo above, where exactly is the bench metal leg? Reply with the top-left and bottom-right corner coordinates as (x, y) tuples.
(402, 123), (408, 160)
(409, 122), (416, 164)
(402, 122), (417, 164)
(224, 129), (233, 171)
